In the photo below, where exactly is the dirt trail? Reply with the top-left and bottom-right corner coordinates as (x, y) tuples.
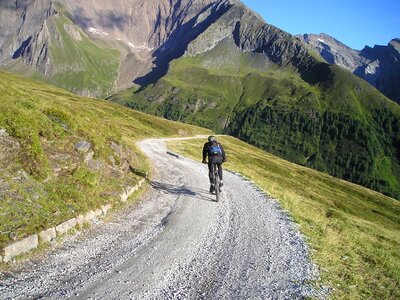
(0, 138), (320, 299)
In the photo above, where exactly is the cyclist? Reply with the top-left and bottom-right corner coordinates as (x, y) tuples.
(202, 136), (226, 193)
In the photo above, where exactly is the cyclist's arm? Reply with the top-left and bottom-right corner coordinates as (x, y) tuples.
(202, 143), (208, 162)
(220, 144), (226, 161)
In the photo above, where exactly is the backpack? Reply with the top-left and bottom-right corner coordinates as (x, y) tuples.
(209, 141), (222, 156)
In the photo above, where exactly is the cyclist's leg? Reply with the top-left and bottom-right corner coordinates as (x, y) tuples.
(207, 160), (215, 193)
(207, 161), (214, 183)
(217, 163), (222, 180)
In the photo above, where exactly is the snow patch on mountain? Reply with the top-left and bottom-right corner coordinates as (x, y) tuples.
(88, 27), (109, 37)
(128, 43), (154, 52)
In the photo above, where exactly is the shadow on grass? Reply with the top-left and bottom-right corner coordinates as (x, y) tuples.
(148, 180), (216, 202)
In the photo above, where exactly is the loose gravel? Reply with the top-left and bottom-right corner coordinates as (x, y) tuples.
(0, 138), (324, 299)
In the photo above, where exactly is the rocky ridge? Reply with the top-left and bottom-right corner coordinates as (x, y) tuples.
(298, 33), (400, 103)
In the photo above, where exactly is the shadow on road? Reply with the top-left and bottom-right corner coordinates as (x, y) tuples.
(148, 180), (216, 202)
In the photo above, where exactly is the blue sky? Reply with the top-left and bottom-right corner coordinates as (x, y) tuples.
(240, 0), (400, 50)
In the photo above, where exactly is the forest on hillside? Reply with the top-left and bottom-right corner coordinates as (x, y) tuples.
(227, 104), (400, 199)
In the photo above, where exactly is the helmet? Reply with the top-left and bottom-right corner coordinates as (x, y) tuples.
(208, 135), (216, 143)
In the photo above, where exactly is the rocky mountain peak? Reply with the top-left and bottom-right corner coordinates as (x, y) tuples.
(297, 33), (365, 71)
(389, 38), (400, 53)
(300, 33), (400, 103)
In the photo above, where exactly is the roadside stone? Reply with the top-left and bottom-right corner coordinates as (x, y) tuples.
(76, 215), (85, 225)
(55, 218), (77, 235)
(94, 209), (103, 217)
(39, 228), (56, 243)
(3, 235), (39, 262)
(75, 141), (91, 153)
(9, 232), (18, 241)
(120, 191), (128, 202)
(84, 211), (96, 223)
(102, 204), (112, 214)
(0, 128), (8, 137)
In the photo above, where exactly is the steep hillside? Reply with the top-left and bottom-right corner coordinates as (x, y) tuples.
(110, 4), (400, 199)
(298, 33), (400, 104)
(0, 70), (210, 249)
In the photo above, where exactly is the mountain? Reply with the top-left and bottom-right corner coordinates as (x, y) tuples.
(108, 1), (400, 199)
(1, 0), (400, 199)
(297, 33), (400, 104)
(0, 0), (225, 97)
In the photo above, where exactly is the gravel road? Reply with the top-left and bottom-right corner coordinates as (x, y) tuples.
(0, 138), (321, 299)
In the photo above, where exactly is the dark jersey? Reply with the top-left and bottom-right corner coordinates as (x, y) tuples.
(203, 141), (226, 162)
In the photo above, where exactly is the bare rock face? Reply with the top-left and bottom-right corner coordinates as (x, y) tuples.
(0, 0), (55, 72)
(59, 0), (216, 51)
(297, 33), (366, 72)
(298, 33), (400, 104)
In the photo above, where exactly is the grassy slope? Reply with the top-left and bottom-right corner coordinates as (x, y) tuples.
(0, 71), (211, 249)
(168, 136), (400, 300)
(112, 51), (319, 131)
(110, 41), (400, 199)
(48, 14), (121, 97)
(4, 8), (122, 98)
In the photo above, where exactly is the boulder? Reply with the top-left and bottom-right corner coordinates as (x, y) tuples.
(102, 204), (112, 214)
(84, 210), (96, 223)
(75, 141), (91, 153)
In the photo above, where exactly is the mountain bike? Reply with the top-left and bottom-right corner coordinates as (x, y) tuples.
(212, 163), (221, 202)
